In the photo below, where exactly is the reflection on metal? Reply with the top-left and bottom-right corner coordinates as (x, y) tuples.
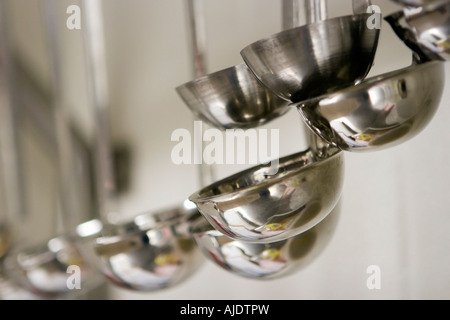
(0, 0), (447, 299)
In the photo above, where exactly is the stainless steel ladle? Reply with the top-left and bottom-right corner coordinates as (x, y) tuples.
(176, 63), (290, 130)
(1, 0), (103, 299)
(297, 60), (445, 152)
(240, 0), (380, 103)
(69, 0), (204, 292)
(175, 0), (292, 131)
(191, 201), (340, 279)
(75, 205), (202, 291)
(296, 5), (446, 152)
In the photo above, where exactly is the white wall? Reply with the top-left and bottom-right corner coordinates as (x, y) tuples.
(4, 0), (450, 299)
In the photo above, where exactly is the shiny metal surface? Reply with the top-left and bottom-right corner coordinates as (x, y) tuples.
(240, 13), (380, 103)
(176, 64), (290, 130)
(387, 2), (450, 61)
(189, 144), (344, 243)
(297, 61), (445, 152)
(192, 204), (340, 279)
(3, 235), (102, 298)
(76, 207), (202, 292)
(186, 0), (216, 185)
(390, 0), (449, 7)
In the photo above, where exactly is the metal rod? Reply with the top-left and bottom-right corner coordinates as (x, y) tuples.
(0, 0), (26, 233)
(282, 0), (299, 30)
(42, 0), (80, 233)
(186, 0), (215, 187)
(352, 0), (371, 15)
(305, 0), (327, 24)
(82, 0), (117, 223)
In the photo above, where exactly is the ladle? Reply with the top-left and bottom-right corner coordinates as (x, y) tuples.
(189, 142), (343, 243)
(75, 205), (202, 291)
(297, 61), (445, 152)
(240, 0), (380, 103)
(2, 0), (103, 298)
(175, 1), (292, 131)
(386, 1), (450, 61)
(175, 64), (290, 130)
(296, 5), (445, 152)
(0, 0), (25, 261)
(191, 201), (340, 279)
(71, 0), (204, 292)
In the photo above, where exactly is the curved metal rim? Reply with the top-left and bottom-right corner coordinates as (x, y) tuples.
(240, 13), (372, 55)
(176, 63), (249, 91)
(296, 60), (444, 106)
(189, 147), (343, 203)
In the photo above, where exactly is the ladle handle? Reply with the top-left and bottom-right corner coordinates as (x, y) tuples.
(282, 0), (299, 30)
(303, 0), (331, 153)
(186, 0), (216, 187)
(0, 1), (26, 233)
(82, 0), (118, 223)
(352, 0), (372, 15)
(42, 0), (81, 233)
(305, 0), (328, 23)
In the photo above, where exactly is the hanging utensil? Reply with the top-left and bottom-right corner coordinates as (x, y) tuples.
(240, 0), (379, 103)
(296, 1), (446, 152)
(2, 0), (102, 298)
(73, 0), (203, 292)
(386, 1), (450, 61)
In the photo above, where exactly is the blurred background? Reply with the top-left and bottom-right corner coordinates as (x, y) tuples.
(1, 0), (449, 299)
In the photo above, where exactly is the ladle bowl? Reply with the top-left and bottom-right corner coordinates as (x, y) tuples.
(390, 0), (449, 7)
(191, 203), (340, 279)
(176, 64), (290, 130)
(387, 2), (450, 61)
(76, 207), (203, 292)
(189, 144), (344, 243)
(3, 234), (102, 299)
(240, 13), (380, 103)
(297, 60), (445, 152)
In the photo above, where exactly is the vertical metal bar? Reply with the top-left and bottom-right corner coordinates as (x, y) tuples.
(305, 0), (327, 24)
(352, 0), (371, 15)
(82, 0), (117, 223)
(0, 0), (26, 238)
(186, 0), (215, 187)
(282, 0), (299, 30)
(42, 0), (79, 232)
(303, 0), (328, 151)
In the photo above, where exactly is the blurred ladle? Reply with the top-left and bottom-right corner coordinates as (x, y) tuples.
(2, 0), (103, 298)
(70, 0), (205, 292)
(75, 205), (202, 291)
